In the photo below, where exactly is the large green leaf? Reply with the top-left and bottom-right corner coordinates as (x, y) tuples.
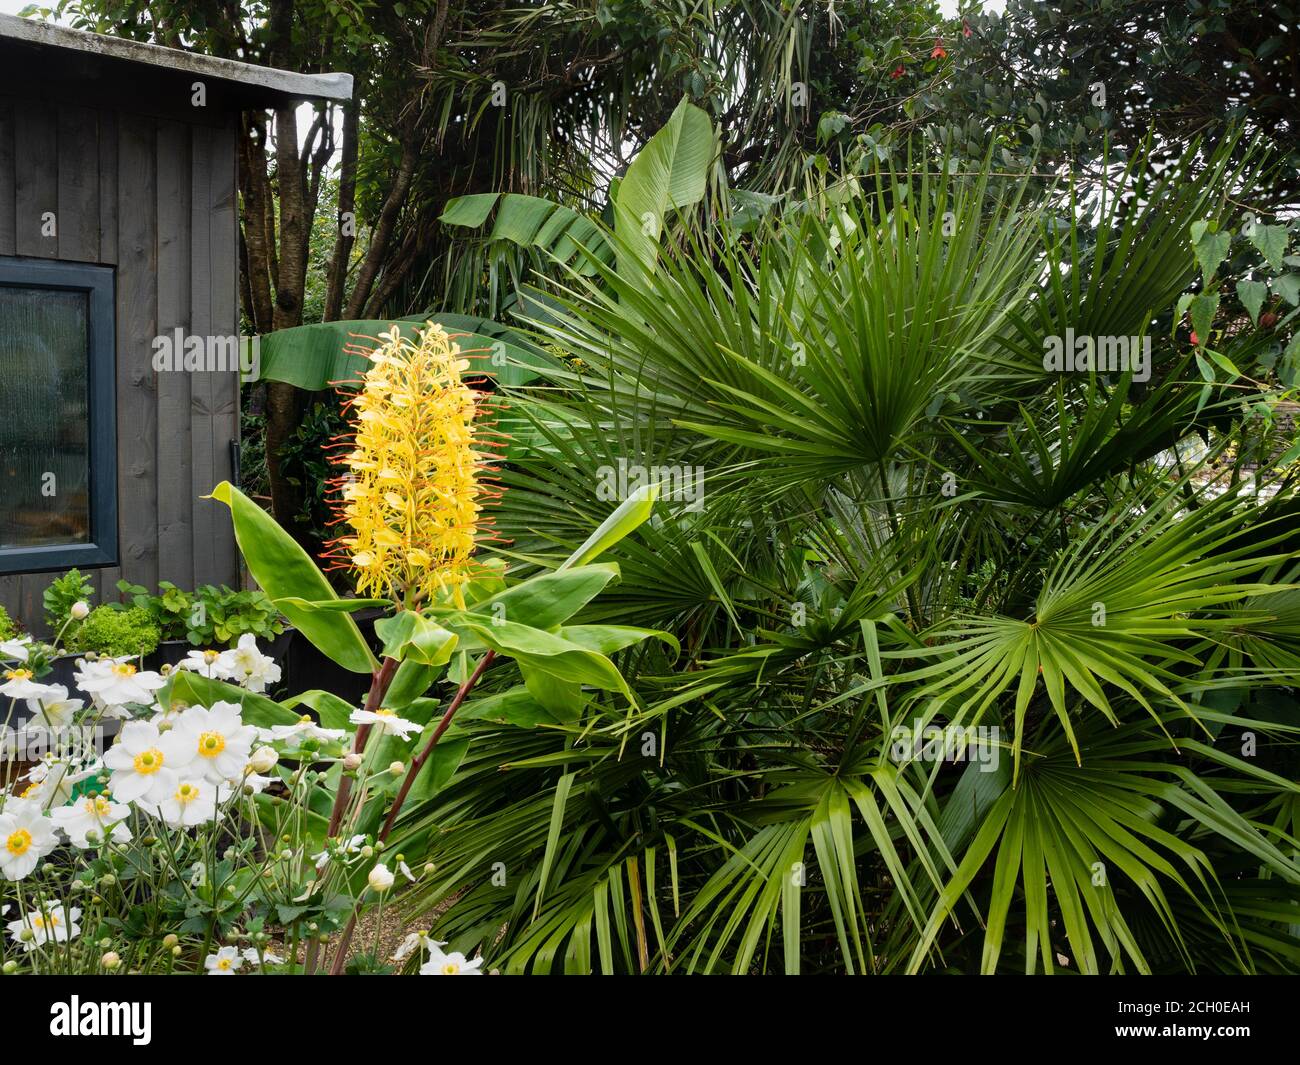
(252, 316), (557, 391)
(464, 563), (621, 630)
(160, 669), (297, 729)
(206, 481), (377, 674)
(560, 485), (658, 570)
(455, 617), (630, 698)
(613, 97), (716, 274)
(440, 193), (613, 276)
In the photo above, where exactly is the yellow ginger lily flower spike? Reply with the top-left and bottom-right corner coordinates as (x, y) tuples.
(326, 322), (500, 608)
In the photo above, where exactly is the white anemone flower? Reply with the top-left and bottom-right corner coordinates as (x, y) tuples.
(25, 684), (83, 729)
(50, 794), (133, 848)
(178, 648), (237, 680)
(15, 757), (101, 808)
(349, 707), (421, 740)
(74, 658), (166, 707)
(1, 668), (62, 702)
(219, 764), (273, 801)
(0, 636), (32, 662)
(204, 945), (243, 974)
(419, 941), (484, 975)
(6, 902), (81, 951)
(260, 715), (348, 745)
(392, 930), (432, 962)
(171, 702), (257, 784)
(226, 634), (282, 693)
(103, 720), (194, 804)
(241, 946), (285, 967)
(143, 778), (219, 828)
(0, 800), (58, 880)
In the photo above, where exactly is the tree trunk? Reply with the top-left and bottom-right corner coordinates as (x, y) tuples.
(324, 96), (360, 323)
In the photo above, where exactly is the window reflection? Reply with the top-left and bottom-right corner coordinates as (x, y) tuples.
(0, 286), (91, 549)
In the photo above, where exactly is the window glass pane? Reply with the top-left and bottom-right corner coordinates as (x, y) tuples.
(0, 286), (91, 549)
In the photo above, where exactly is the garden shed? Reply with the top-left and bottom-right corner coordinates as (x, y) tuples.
(0, 14), (350, 633)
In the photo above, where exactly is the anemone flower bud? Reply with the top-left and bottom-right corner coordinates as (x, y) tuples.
(249, 746), (278, 773)
(368, 863), (395, 893)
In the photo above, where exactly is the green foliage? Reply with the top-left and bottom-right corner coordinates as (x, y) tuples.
(43, 568), (94, 634)
(115, 579), (285, 647)
(253, 317), (556, 393)
(70, 605), (161, 659)
(376, 146), (1300, 976)
(207, 481), (377, 674)
(0, 603), (15, 641)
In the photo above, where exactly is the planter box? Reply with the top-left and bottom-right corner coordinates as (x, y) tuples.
(276, 611), (381, 706)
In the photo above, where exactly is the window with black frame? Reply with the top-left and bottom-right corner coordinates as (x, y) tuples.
(0, 256), (116, 574)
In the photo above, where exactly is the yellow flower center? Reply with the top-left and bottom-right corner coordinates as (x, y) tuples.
(5, 669), (32, 681)
(175, 783), (201, 804)
(216, 957), (232, 971)
(87, 797), (112, 816)
(112, 663), (137, 677)
(19, 782), (39, 799)
(442, 962), (459, 974)
(299, 714), (313, 723)
(133, 748), (164, 774)
(5, 828), (31, 855)
(197, 732), (226, 758)
(375, 709), (394, 718)
(203, 650), (221, 663)
(33, 911), (60, 930)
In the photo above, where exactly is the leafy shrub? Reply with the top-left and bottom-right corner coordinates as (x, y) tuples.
(69, 605), (161, 658)
(43, 568), (94, 633)
(0, 603), (15, 641)
(115, 579), (284, 646)
(190, 585), (285, 646)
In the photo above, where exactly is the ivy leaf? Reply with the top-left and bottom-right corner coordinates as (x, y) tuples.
(1249, 224), (1289, 270)
(1275, 274), (1300, 307)
(1193, 228), (1231, 282)
(1235, 280), (1267, 324)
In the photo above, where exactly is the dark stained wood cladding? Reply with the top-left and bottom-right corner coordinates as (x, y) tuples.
(0, 95), (239, 634)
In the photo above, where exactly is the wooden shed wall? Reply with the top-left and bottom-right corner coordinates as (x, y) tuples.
(0, 95), (239, 635)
